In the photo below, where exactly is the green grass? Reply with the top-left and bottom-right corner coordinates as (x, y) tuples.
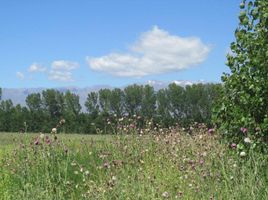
(1, 129), (268, 199)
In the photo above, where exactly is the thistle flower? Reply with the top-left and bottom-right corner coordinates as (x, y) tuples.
(240, 127), (248, 134)
(59, 119), (65, 125)
(162, 191), (169, 198)
(39, 133), (45, 139)
(208, 128), (215, 134)
(34, 139), (39, 145)
(51, 128), (57, 134)
(230, 143), (237, 149)
(240, 151), (246, 157)
(244, 137), (251, 143)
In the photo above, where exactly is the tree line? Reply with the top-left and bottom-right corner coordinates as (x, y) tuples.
(0, 83), (222, 134)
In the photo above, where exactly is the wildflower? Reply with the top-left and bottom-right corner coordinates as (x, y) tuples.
(208, 128), (215, 134)
(162, 191), (169, 198)
(240, 127), (248, 134)
(103, 162), (110, 169)
(230, 143), (237, 149)
(111, 176), (117, 181)
(244, 137), (251, 143)
(51, 128), (57, 134)
(59, 119), (65, 125)
(45, 138), (51, 145)
(85, 170), (90, 176)
(34, 139), (39, 145)
(129, 124), (135, 128)
(240, 151), (246, 157)
(39, 133), (45, 139)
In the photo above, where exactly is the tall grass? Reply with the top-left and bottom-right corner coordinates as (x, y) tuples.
(1, 126), (268, 199)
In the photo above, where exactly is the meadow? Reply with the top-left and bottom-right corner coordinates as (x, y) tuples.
(1, 124), (268, 200)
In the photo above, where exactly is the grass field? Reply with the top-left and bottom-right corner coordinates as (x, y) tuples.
(1, 128), (268, 200)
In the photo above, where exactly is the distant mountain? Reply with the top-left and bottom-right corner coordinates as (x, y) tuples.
(1, 80), (206, 111)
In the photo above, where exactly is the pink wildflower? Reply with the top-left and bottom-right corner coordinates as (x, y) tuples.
(208, 128), (215, 134)
(231, 143), (237, 149)
(240, 127), (248, 134)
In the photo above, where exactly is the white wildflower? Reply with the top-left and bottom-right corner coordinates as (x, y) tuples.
(240, 151), (246, 157)
(244, 137), (251, 143)
(51, 128), (57, 134)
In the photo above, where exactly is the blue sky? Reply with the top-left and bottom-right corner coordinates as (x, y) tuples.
(0, 0), (241, 88)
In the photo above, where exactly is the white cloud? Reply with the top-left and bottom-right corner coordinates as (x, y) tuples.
(48, 70), (73, 82)
(48, 60), (79, 82)
(51, 60), (79, 71)
(28, 63), (47, 72)
(87, 26), (211, 77)
(16, 71), (25, 80)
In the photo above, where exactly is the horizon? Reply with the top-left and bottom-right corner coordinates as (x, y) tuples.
(0, 0), (241, 88)
(1, 79), (215, 90)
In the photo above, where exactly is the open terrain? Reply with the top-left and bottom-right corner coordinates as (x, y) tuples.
(1, 127), (268, 200)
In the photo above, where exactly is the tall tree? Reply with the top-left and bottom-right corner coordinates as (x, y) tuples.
(0, 100), (14, 131)
(26, 93), (44, 131)
(156, 88), (172, 126)
(85, 92), (99, 116)
(215, 0), (268, 139)
(110, 88), (124, 117)
(42, 89), (65, 128)
(99, 89), (112, 114)
(141, 85), (156, 120)
(64, 91), (81, 116)
(64, 91), (82, 133)
(124, 84), (143, 116)
(167, 83), (186, 121)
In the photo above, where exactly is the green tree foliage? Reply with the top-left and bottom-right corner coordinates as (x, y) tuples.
(124, 84), (143, 116)
(42, 89), (65, 130)
(141, 85), (156, 120)
(156, 88), (173, 127)
(110, 88), (124, 117)
(26, 93), (45, 131)
(85, 92), (99, 116)
(167, 83), (186, 122)
(63, 91), (82, 133)
(0, 100), (14, 131)
(0, 87), (2, 101)
(0, 83), (221, 133)
(99, 89), (112, 114)
(215, 0), (268, 139)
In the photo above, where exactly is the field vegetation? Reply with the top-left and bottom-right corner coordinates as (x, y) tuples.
(0, 0), (268, 199)
(1, 124), (268, 200)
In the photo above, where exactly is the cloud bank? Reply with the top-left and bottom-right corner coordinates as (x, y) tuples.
(49, 60), (79, 82)
(18, 60), (79, 82)
(87, 26), (210, 77)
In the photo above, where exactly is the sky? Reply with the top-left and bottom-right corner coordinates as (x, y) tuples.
(0, 0), (241, 88)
